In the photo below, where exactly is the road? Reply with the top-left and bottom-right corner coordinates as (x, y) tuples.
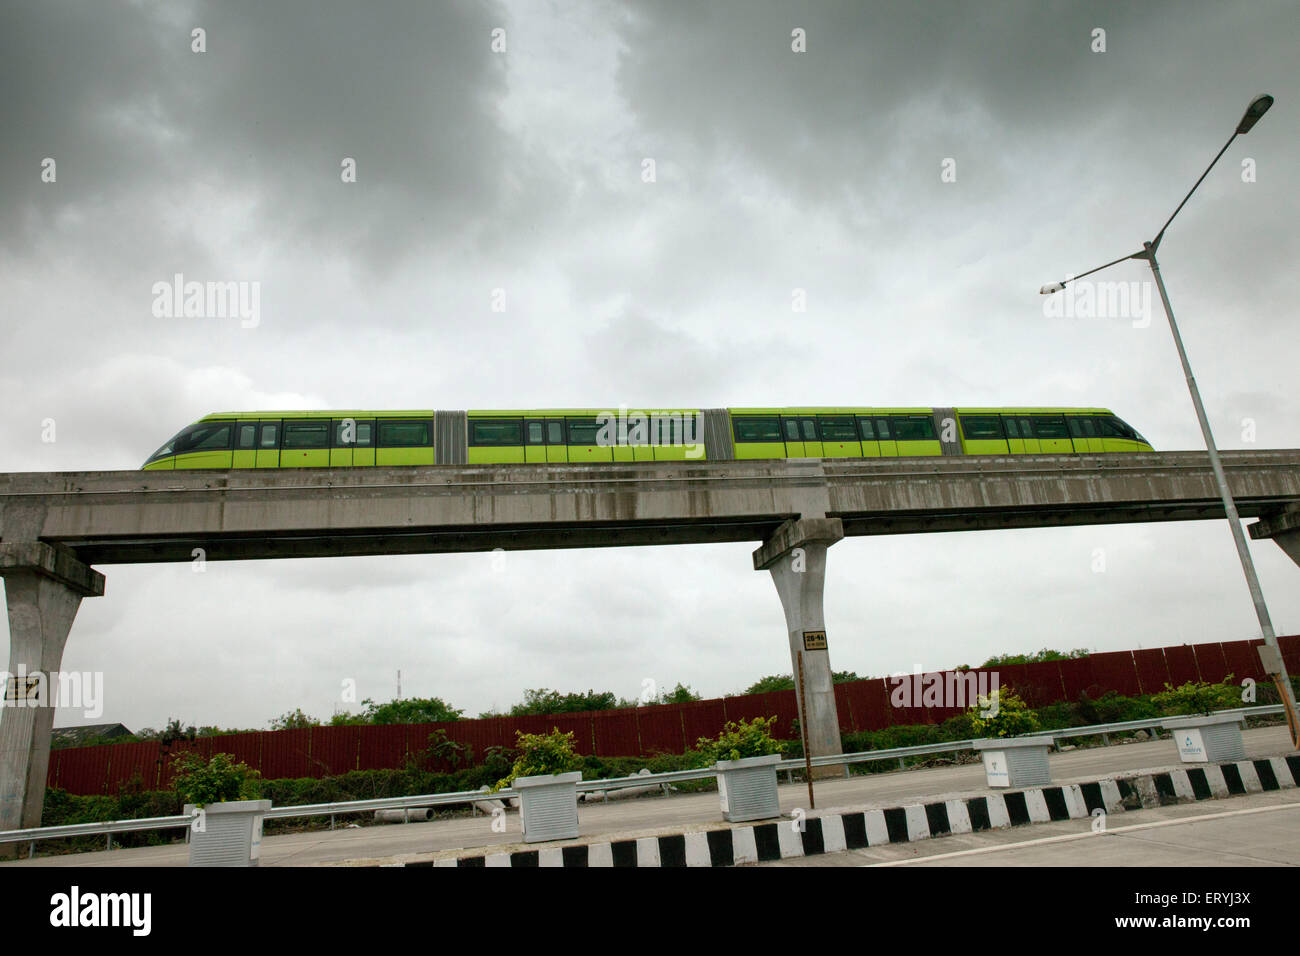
(762, 789), (1300, 866)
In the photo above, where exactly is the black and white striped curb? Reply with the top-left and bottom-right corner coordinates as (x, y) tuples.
(375, 754), (1300, 868)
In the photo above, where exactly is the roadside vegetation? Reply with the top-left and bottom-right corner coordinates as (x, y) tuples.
(34, 674), (1289, 858)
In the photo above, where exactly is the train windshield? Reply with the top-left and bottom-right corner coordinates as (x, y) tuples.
(144, 422), (232, 464)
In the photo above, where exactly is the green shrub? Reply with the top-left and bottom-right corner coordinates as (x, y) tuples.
(494, 728), (584, 790)
(170, 752), (262, 806)
(694, 716), (784, 763)
(967, 687), (1040, 738)
(1151, 677), (1240, 717)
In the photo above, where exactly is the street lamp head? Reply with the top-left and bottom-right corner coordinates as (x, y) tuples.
(1236, 94), (1274, 134)
(1039, 282), (1065, 295)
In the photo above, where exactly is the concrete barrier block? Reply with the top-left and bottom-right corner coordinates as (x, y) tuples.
(864, 809), (890, 846)
(821, 814), (849, 851)
(732, 827), (759, 865)
(903, 805), (930, 840)
(945, 800), (973, 833)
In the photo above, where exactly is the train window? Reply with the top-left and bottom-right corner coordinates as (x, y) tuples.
(380, 420), (434, 447)
(874, 417), (892, 440)
(733, 417), (782, 443)
(174, 422), (232, 453)
(1067, 417), (1098, 438)
(800, 419), (818, 441)
(892, 416), (936, 441)
(783, 419), (800, 441)
(547, 420), (564, 444)
(1098, 417), (1139, 441)
(1003, 418), (1020, 439)
(1031, 416), (1070, 439)
(818, 417), (857, 441)
(259, 423), (279, 448)
(333, 419), (373, 446)
(566, 419), (601, 444)
(526, 420), (545, 444)
(960, 416), (1003, 439)
(283, 421), (330, 448)
(467, 419), (521, 446)
(857, 417), (876, 440)
(237, 424), (257, 448)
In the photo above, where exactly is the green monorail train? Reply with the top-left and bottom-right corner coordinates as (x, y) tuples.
(141, 406), (1153, 469)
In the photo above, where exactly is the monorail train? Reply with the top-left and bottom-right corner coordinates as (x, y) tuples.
(141, 407), (1153, 469)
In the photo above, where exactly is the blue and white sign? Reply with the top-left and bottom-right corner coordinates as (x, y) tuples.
(1177, 728), (1207, 762)
(982, 750), (1010, 787)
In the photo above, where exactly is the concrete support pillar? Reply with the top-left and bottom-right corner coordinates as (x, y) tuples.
(753, 517), (845, 779)
(0, 542), (104, 844)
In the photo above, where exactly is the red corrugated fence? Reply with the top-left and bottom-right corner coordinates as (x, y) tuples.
(46, 635), (1298, 795)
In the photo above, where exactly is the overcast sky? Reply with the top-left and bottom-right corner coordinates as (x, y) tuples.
(3, 0), (1299, 733)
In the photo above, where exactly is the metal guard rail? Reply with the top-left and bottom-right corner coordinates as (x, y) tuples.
(0, 703), (1283, 848)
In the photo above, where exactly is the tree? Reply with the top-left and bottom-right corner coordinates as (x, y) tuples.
(360, 696), (463, 724)
(508, 688), (619, 716)
(980, 648), (1090, 667)
(652, 682), (701, 705)
(743, 671), (860, 695)
(268, 708), (319, 730)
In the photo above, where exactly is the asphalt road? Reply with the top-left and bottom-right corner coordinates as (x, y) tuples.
(762, 789), (1300, 866)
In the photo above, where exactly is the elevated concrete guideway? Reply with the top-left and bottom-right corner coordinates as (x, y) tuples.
(3, 449), (1300, 837)
(3, 449), (1300, 564)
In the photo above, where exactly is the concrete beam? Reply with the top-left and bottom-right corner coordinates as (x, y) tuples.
(0, 541), (106, 597)
(2, 450), (1297, 565)
(1249, 508), (1300, 569)
(0, 543), (103, 848)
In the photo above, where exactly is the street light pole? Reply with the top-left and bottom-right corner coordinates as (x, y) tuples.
(1039, 94), (1299, 746)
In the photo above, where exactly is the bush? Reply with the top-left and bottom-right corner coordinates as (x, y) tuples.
(967, 687), (1040, 738)
(170, 752), (262, 806)
(1151, 677), (1241, 717)
(494, 728), (584, 790)
(694, 716), (784, 763)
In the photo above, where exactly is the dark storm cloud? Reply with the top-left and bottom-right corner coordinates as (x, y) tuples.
(1, 0), (516, 272)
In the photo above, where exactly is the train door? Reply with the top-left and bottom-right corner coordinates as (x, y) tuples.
(546, 419), (569, 463)
(857, 416), (881, 458)
(798, 417), (822, 457)
(233, 422), (258, 467)
(1015, 416), (1040, 454)
(1002, 416), (1026, 454)
(525, 419), (547, 463)
(255, 421), (281, 467)
(1068, 416), (1105, 453)
(873, 416), (898, 457)
(782, 417), (804, 457)
(1031, 415), (1072, 454)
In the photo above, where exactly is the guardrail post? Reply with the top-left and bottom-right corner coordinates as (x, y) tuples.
(0, 542), (105, 858)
